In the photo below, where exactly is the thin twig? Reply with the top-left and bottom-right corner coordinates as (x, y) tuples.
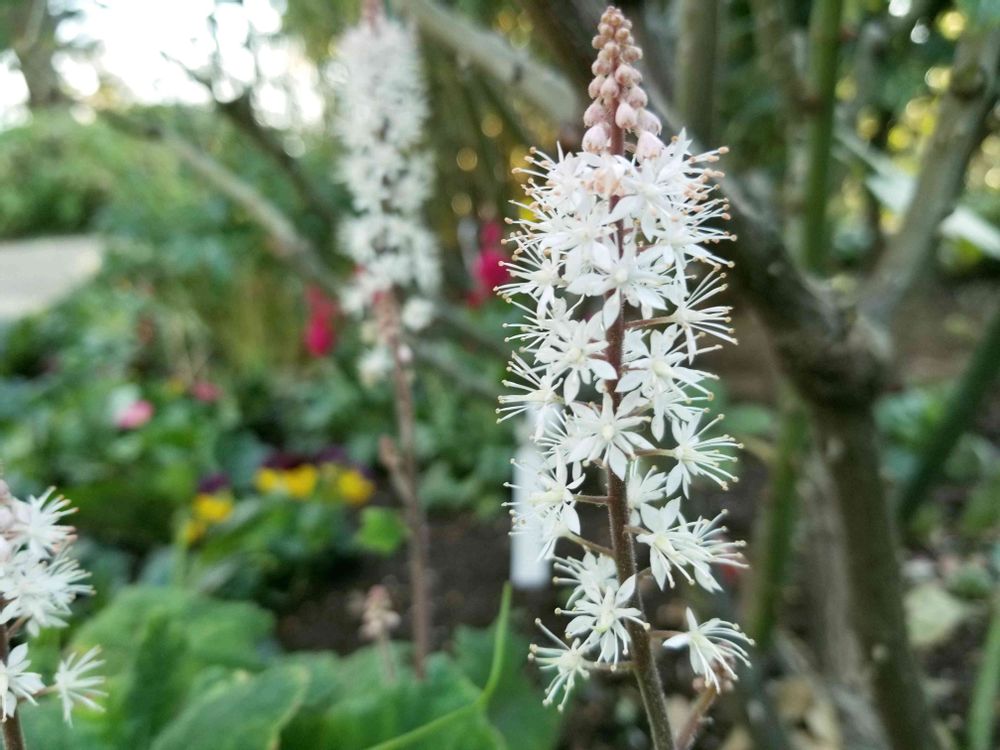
(377, 292), (433, 679)
(674, 686), (719, 750)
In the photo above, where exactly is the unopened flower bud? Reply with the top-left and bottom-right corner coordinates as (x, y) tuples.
(636, 130), (665, 160)
(582, 124), (610, 153)
(615, 101), (638, 129)
(599, 76), (620, 101)
(638, 109), (662, 135)
(614, 64), (641, 87)
(584, 101), (609, 127)
(623, 45), (642, 63)
(626, 87), (648, 109)
(588, 76), (605, 99)
(592, 59), (611, 76)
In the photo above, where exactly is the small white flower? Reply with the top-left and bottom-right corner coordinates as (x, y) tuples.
(664, 608), (752, 691)
(0, 551), (93, 635)
(401, 297), (435, 331)
(0, 644), (43, 718)
(566, 392), (653, 479)
(358, 346), (393, 387)
(497, 355), (562, 439)
(10, 489), (74, 559)
(625, 464), (669, 524)
(666, 415), (739, 496)
(534, 315), (615, 402)
(564, 575), (646, 665)
(553, 552), (618, 604)
(54, 647), (105, 724)
(529, 620), (594, 711)
(635, 500), (698, 589)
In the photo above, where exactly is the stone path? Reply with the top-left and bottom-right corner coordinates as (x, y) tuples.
(0, 235), (103, 321)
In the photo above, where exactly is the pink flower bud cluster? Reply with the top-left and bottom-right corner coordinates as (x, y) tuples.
(582, 6), (663, 160)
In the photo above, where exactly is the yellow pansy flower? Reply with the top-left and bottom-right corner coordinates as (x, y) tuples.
(193, 492), (234, 524)
(254, 467), (284, 494)
(338, 469), (375, 506)
(284, 464), (319, 500)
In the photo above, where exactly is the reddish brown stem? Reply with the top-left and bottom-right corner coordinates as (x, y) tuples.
(602, 62), (676, 750)
(675, 687), (719, 750)
(377, 291), (432, 679)
(0, 624), (27, 750)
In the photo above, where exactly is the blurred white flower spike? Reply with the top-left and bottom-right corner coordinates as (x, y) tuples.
(0, 479), (104, 730)
(499, 5), (750, 737)
(333, 0), (440, 378)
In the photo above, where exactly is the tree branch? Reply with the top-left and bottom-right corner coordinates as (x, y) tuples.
(802, 0), (845, 272)
(105, 115), (341, 295)
(747, 0), (808, 113)
(862, 28), (1000, 324)
(159, 52), (339, 228)
(400, 0), (582, 130)
(675, 0), (722, 144)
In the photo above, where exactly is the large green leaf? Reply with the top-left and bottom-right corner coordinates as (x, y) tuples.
(20, 700), (111, 750)
(318, 656), (502, 750)
(72, 585), (274, 675)
(111, 615), (192, 750)
(150, 665), (308, 750)
(454, 623), (560, 750)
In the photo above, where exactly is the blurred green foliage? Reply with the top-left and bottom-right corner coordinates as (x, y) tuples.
(18, 584), (559, 750)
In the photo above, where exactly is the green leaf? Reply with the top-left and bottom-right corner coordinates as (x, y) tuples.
(151, 665), (309, 750)
(319, 656), (500, 750)
(20, 700), (111, 750)
(353, 507), (407, 556)
(72, 585), (275, 675)
(453, 619), (560, 749)
(112, 615), (192, 749)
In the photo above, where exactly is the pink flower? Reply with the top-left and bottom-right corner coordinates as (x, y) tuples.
(115, 400), (154, 430)
(467, 221), (510, 308)
(303, 285), (338, 358)
(190, 381), (222, 403)
(475, 247), (510, 292)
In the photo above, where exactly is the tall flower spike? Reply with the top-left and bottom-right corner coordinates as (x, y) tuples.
(333, 1), (440, 378)
(333, 1), (436, 677)
(505, 7), (746, 746)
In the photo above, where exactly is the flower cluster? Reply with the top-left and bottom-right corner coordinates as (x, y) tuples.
(184, 452), (376, 544)
(0, 479), (104, 724)
(333, 2), (440, 383)
(500, 6), (751, 710)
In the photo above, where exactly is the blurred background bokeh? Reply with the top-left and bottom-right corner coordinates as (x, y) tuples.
(0, 0), (996, 748)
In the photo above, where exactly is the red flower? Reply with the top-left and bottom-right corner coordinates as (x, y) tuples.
(474, 247), (510, 292)
(467, 221), (510, 308)
(303, 285), (338, 358)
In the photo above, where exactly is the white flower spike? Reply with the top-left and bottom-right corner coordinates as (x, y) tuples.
(502, 5), (749, 721)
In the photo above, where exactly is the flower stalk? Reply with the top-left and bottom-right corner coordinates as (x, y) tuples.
(334, 0), (440, 678)
(0, 624), (26, 750)
(500, 7), (750, 748)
